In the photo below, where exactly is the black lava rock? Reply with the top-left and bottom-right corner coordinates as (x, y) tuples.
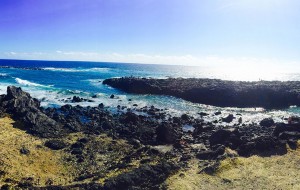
(103, 77), (300, 109)
(0, 86), (64, 138)
(44, 140), (68, 150)
(260, 118), (275, 127)
(222, 114), (234, 123)
(209, 128), (241, 149)
(199, 112), (209, 117)
(237, 136), (287, 157)
(99, 103), (104, 108)
(72, 96), (83, 103)
(20, 147), (30, 155)
(156, 123), (182, 144)
(214, 111), (222, 115)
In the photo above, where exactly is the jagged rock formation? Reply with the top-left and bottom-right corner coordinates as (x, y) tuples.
(0, 86), (64, 137)
(103, 77), (300, 108)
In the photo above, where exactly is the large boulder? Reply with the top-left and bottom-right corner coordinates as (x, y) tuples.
(273, 122), (300, 136)
(72, 96), (83, 103)
(0, 86), (64, 138)
(260, 118), (275, 127)
(222, 114), (234, 123)
(156, 123), (182, 144)
(209, 128), (241, 149)
(237, 136), (287, 157)
(44, 140), (68, 150)
(2, 86), (40, 112)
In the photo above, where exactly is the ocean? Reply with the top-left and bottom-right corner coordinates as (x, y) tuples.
(0, 59), (299, 126)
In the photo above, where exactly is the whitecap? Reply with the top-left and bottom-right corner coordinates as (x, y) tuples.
(43, 67), (110, 73)
(88, 67), (110, 72)
(15, 78), (52, 88)
(0, 73), (8, 77)
(43, 67), (78, 72)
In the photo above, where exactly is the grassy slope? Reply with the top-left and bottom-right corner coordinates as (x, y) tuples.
(0, 117), (155, 188)
(167, 146), (300, 190)
(2, 116), (300, 189)
(0, 117), (72, 186)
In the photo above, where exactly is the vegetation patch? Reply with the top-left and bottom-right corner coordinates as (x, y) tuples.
(167, 146), (300, 190)
(0, 117), (72, 187)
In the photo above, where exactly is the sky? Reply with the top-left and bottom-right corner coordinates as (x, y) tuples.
(0, 0), (300, 69)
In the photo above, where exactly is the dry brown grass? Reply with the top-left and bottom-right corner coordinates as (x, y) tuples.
(0, 117), (136, 187)
(0, 117), (73, 187)
(0, 117), (169, 188)
(167, 147), (300, 190)
(5, 114), (300, 190)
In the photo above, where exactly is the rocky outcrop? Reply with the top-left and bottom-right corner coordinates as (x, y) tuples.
(0, 86), (64, 137)
(103, 77), (300, 109)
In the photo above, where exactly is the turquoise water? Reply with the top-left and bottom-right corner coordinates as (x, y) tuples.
(0, 59), (299, 124)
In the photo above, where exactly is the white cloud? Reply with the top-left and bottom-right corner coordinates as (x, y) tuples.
(4, 51), (48, 59)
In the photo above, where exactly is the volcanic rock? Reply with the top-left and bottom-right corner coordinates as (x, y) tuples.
(44, 140), (68, 150)
(0, 86), (64, 138)
(156, 123), (182, 144)
(222, 114), (234, 123)
(103, 77), (300, 109)
(209, 128), (241, 149)
(260, 118), (275, 127)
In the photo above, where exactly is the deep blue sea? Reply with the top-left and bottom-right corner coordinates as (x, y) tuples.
(0, 59), (299, 125)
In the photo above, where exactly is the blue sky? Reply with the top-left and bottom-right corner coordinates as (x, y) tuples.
(0, 0), (300, 68)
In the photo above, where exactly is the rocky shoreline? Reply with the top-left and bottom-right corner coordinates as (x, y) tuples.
(1, 86), (300, 189)
(103, 77), (300, 109)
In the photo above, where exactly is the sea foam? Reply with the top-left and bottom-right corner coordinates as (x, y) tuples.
(43, 67), (110, 73)
(15, 78), (49, 87)
(43, 67), (79, 72)
(0, 73), (8, 77)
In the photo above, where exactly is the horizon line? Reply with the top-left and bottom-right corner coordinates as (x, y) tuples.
(0, 58), (195, 68)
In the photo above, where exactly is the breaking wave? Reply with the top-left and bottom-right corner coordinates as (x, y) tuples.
(15, 78), (52, 88)
(0, 73), (8, 77)
(43, 67), (110, 72)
